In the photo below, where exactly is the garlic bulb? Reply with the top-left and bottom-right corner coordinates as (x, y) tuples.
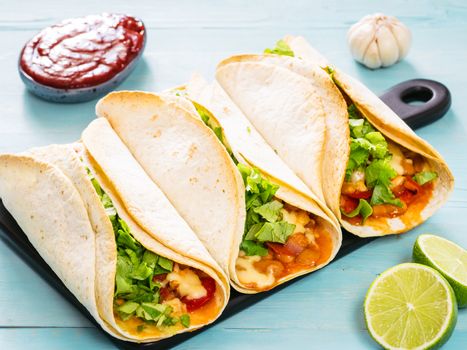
(347, 13), (411, 69)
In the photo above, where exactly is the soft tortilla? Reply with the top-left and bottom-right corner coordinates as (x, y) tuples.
(0, 152), (127, 341)
(95, 89), (341, 293)
(214, 59), (327, 202)
(185, 76), (342, 292)
(228, 35), (454, 237)
(93, 96), (245, 280)
(216, 54), (350, 217)
(0, 138), (229, 341)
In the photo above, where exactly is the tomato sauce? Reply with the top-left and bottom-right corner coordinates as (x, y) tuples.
(20, 13), (145, 89)
(236, 215), (334, 291)
(341, 176), (434, 227)
(115, 288), (223, 338)
(114, 265), (221, 337)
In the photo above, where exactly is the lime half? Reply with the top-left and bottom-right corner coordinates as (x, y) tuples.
(413, 234), (467, 308)
(364, 263), (457, 350)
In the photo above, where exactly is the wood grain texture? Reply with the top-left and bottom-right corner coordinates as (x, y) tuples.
(0, 0), (466, 349)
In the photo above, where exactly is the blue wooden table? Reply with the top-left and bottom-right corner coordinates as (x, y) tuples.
(0, 1), (466, 349)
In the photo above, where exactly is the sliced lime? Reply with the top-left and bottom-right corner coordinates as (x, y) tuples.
(364, 263), (457, 350)
(413, 234), (467, 307)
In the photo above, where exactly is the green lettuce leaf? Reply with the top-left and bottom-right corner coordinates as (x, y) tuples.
(348, 104), (360, 119)
(253, 221), (295, 244)
(340, 199), (373, 222)
(142, 250), (158, 269)
(264, 40), (294, 57)
(239, 240), (269, 257)
(349, 119), (375, 138)
(365, 159), (397, 188)
(413, 171), (438, 185)
(131, 262), (153, 281)
(237, 163), (295, 252)
(370, 184), (403, 207)
(253, 200), (283, 222)
(86, 168), (180, 329)
(140, 303), (168, 321)
(194, 103), (237, 163)
(118, 301), (139, 315)
(238, 164), (297, 255)
(180, 314), (190, 328)
(157, 256), (174, 272)
(344, 104), (404, 212)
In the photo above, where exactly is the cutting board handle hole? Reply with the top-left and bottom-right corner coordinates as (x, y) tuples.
(401, 86), (434, 106)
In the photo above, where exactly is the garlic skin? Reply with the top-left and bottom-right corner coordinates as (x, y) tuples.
(347, 13), (411, 69)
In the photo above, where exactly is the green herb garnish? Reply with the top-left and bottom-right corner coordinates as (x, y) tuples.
(340, 199), (373, 222)
(413, 171), (438, 185)
(264, 40), (294, 57)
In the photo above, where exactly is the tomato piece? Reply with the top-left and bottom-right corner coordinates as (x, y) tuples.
(340, 195), (359, 214)
(403, 176), (422, 193)
(285, 233), (308, 255)
(152, 273), (167, 282)
(267, 242), (294, 256)
(181, 277), (216, 312)
(346, 190), (372, 199)
(159, 286), (171, 301)
(398, 189), (416, 204)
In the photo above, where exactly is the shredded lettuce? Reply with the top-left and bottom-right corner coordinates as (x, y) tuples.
(413, 171), (438, 185)
(86, 169), (180, 327)
(253, 200), (283, 223)
(365, 159), (397, 188)
(194, 104), (237, 163)
(340, 199), (373, 222)
(180, 314), (191, 328)
(344, 105), (402, 212)
(237, 163), (295, 256)
(193, 102), (296, 254)
(264, 40), (294, 57)
(239, 240), (269, 256)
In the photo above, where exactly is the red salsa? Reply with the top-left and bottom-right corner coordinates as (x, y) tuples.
(20, 13), (145, 89)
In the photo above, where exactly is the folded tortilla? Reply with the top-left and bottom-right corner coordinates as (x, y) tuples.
(215, 38), (454, 237)
(0, 132), (228, 341)
(95, 86), (341, 293)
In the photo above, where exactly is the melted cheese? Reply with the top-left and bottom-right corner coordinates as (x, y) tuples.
(281, 208), (311, 234)
(236, 256), (275, 289)
(388, 142), (405, 175)
(350, 170), (365, 183)
(305, 232), (317, 246)
(166, 268), (207, 299)
(162, 298), (186, 315)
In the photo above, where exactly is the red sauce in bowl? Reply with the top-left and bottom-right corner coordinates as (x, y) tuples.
(19, 13), (145, 89)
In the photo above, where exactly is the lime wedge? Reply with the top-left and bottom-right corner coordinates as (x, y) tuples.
(413, 234), (467, 307)
(364, 263), (457, 350)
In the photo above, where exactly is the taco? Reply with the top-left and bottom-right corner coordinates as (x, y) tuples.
(0, 127), (228, 341)
(215, 38), (454, 237)
(95, 87), (341, 293)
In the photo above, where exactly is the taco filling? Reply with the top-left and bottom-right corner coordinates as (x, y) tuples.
(262, 41), (438, 225)
(339, 103), (437, 225)
(194, 104), (333, 291)
(86, 167), (219, 336)
(235, 164), (333, 290)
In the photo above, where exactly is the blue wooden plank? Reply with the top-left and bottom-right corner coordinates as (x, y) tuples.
(0, 0), (466, 349)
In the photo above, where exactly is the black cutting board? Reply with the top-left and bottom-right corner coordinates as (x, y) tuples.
(0, 78), (451, 349)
